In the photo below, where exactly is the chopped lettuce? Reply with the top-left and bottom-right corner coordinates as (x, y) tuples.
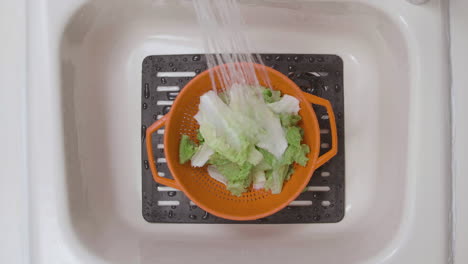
(265, 164), (290, 194)
(259, 147), (304, 194)
(209, 152), (255, 196)
(179, 85), (311, 196)
(252, 170), (266, 190)
(268, 94), (300, 114)
(191, 144), (214, 167)
(279, 113), (302, 127)
(196, 129), (205, 144)
(281, 144), (309, 167)
(255, 159), (272, 172)
(218, 91), (230, 104)
(248, 148), (264, 166)
(195, 90), (262, 165)
(207, 165), (227, 185)
(285, 126), (302, 147)
(228, 84), (287, 159)
(262, 88), (281, 103)
(295, 145), (310, 166)
(257, 148), (278, 168)
(179, 134), (198, 164)
(282, 126), (310, 166)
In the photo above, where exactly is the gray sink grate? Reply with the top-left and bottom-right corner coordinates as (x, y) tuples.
(141, 54), (345, 223)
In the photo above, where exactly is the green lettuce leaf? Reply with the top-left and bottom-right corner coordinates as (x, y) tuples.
(267, 94), (300, 114)
(209, 153), (254, 196)
(179, 134), (198, 164)
(262, 88), (281, 103)
(195, 91), (262, 165)
(279, 113), (302, 127)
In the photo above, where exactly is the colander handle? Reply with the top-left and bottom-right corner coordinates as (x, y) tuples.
(302, 93), (338, 168)
(145, 115), (182, 190)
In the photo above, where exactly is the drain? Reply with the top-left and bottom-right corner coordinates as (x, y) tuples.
(141, 54), (345, 223)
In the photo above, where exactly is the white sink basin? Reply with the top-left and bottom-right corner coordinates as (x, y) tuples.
(26, 0), (450, 263)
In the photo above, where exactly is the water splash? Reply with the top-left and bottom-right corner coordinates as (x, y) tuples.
(192, 0), (271, 92)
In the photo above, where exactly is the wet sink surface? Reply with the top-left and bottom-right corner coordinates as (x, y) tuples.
(27, 0), (450, 263)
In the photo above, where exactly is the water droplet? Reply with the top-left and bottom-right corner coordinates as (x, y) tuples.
(168, 210), (174, 218)
(189, 214), (197, 220)
(141, 125), (147, 142)
(308, 57), (315, 63)
(167, 191), (176, 197)
(195, 69), (201, 74)
(156, 67), (162, 71)
(144, 160), (149, 169)
(286, 206), (292, 210)
(153, 114), (157, 120)
(142, 103), (148, 109)
(171, 205), (177, 209)
(325, 213), (330, 218)
(313, 193), (318, 198)
(337, 112), (343, 119)
(271, 64), (278, 70)
(334, 84), (341, 92)
(288, 65), (296, 72)
(288, 72), (295, 79)
(202, 211), (209, 219)
(183, 57), (188, 62)
(287, 56), (292, 61)
(168, 92), (178, 100)
(294, 56), (300, 62)
(192, 55), (200, 61)
(172, 68), (177, 72)
(160, 78), (167, 84)
(318, 57), (324, 62)
(313, 215), (321, 221)
(296, 215), (303, 220)
(265, 55), (271, 61)
(322, 85), (328, 91)
(169, 63), (174, 67)
(144, 83), (150, 98)
(274, 55), (281, 61)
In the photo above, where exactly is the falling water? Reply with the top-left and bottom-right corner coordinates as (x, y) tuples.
(192, 0), (271, 92)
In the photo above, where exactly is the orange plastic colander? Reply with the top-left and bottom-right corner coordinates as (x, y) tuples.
(145, 63), (337, 221)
